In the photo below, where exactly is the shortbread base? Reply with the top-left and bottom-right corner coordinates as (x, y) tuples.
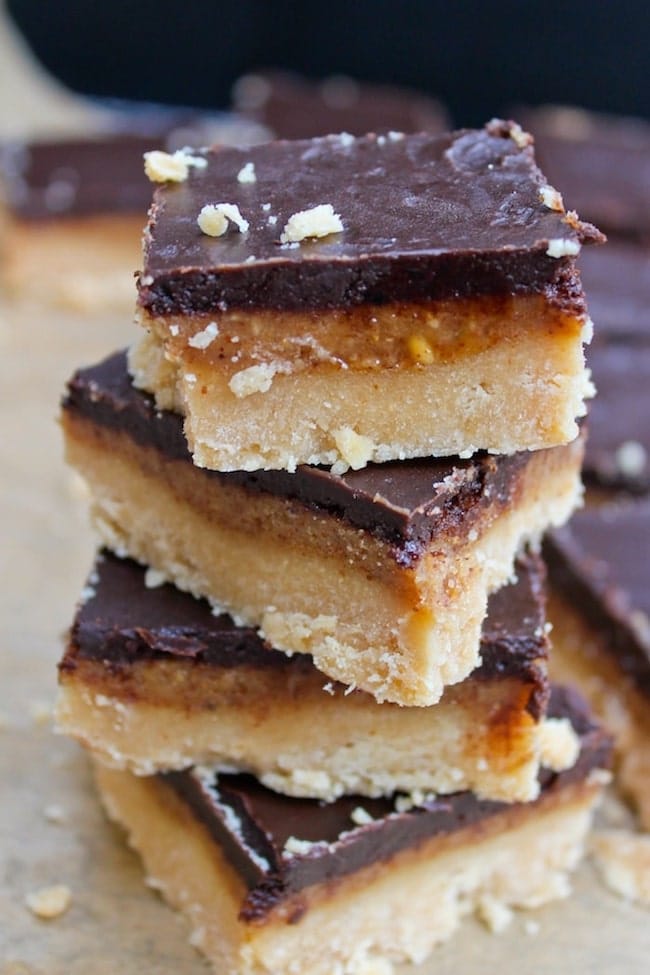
(62, 408), (583, 705)
(57, 654), (551, 802)
(130, 309), (591, 471)
(95, 763), (602, 975)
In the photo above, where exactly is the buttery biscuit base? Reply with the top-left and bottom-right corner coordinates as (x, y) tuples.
(544, 502), (650, 827)
(134, 120), (601, 472)
(93, 687), (611, 975)
(61, 352), (585, 706)
(57, 550), (577, 804)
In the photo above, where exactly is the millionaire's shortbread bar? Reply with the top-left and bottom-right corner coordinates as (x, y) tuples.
(57, 549), (581, 803)
(61, 352), (584, 706)
(132, 120), (601, 473)
(94, 686), (611, 975)
(544, 502), (650, 827)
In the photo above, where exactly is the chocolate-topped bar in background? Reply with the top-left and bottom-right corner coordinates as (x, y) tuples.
(57, 549), (581, 804)
(61, 351), (585, 706)
(544, 502), (650, 828)
(132, 120), (601, 474)
(231, 69), (449, 139)
(93, 686), (611, 975)
(515, 105), (650, 242)
(0, 112), (266, 313)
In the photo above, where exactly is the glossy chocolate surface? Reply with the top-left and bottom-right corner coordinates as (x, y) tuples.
(138, 121), (600, 314)
(232, 70), (448, 140)
(162, 685), (609, 921)
(62, 549), (548, 697)
(63, 350), (539, 561)
(584, 342), (650, 494)
(544, 502), (650, 697)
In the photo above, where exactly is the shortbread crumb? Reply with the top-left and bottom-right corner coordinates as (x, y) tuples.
(478, 896), (514, 933)
(539, 717), (580, 771)
(144, 149), (206, 183)
(188, 322), (220, 350)
(144, 567), (167, 589)
(284, 836), (319, 856)
(198, 203), (249, 237)
(591, 830), (650, 905)
(237, 162), (257, 184)
(546, 238), (581, 258)
(229, 362), (278, 398)
(351, 806), (374, 826)
(25, 884), (72, 919)
(332, 426), (375, 471)
(280, 204), (343, 243)
(540, 185), (564, 211)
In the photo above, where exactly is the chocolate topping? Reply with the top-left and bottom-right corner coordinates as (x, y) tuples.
(162, 685), (610, 921)
(0, 136), (155, 220)
(62, 350), (540, 563)
(232, 70), (448, 140)
(544, 502), (650, 698)
(579, 242), (650, 343)
(583, 343), (650, 494)
(62, 549), (549, 707)
(518, 106), (650, 240)
(138, 121), (601, 314)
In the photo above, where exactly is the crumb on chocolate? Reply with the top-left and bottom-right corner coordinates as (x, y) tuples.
(540, 185), (564, 212)
(198, 203), (249, 237)
(546, 238), (581, 258)
(237, 161), (257, 184)
(25, 884), (72, 920)
(284, 836), (319, 856)
(144, 149), (207, 183)
(615, 440), (647, 477)
(351, 806), (374, 826)
(280, 203), (343, 244)
(508, 122), (533, 148)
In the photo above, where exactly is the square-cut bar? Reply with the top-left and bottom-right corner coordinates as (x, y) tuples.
(544, 502), (650, 827)
(61, 352), (584, 706)
(93, 687), (610, 975)
(132, 119), (602, 473)
(57, 549), (580, 803)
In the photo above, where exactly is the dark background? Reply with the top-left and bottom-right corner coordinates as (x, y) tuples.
(7, 0), (650, 125)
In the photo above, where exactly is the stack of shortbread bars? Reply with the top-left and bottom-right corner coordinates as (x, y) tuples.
(57, 120), (611, 975)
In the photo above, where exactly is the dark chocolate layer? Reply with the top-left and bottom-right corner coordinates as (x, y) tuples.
(584, 342), (650, 494)
(517, 106), (650, 240)
(544, 502), (650, 698)
(162, 685), (610, 921)
(61, 549), (549, 698)
(232, 70), (448, 140)
(63, 350), (541, 563)
(138, 120), (601, 314)
(0, 113), (266, 221)
(0, 136), (155, 220)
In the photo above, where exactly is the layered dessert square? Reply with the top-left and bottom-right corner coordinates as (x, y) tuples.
(544, 502), (650, 827)
(57, 549), (579, 803)
(61, 352), (584, 706)
(132, 119), (601, 473)
(93, 687), (610, 975)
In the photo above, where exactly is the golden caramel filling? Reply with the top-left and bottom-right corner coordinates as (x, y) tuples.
(140, 294), (583, 377)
